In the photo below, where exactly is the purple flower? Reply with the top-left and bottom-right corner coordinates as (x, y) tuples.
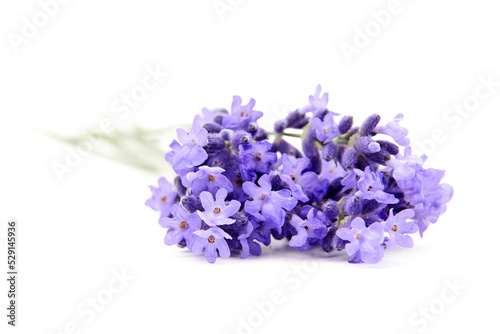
(377, 113), (410, 146)
(186, 166), (233, 196)
(172, 115), (209, 170)
(383, 209), (417, 250)
(197, 188), (241, 227)
(239, 141), (277, 180)
(165, 140), (194, 187)
(301, 85), (336, 117)
(289, 208), (328, 251)
(145, 177), (178, 218)
(311, 112), (340, 143)
(223, 96), (263, 130)
(279, 154), (327, 203)
(238, 222), (262, 259)
(404, 169), (454, 236)
(199, 107), (225, 125)
(159, 204), (201, 248)
(278, 154), (310, 202)
(319, 158), (347, 183)
(192, 227), (232, 263)
(387, 146), (424, 183)
(355, 166), (399, 204)
(341, 169), (358, 191)
(243, 174), (298, 231)
(148, 86), (453, 264)
(336, 217), (385, 264)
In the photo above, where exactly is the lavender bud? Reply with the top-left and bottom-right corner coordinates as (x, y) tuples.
(342, 195), (362, 216)
(269, 171), (282, 190)
(365, 150), (392, 165)
(322, 143), (338, 161)
(321, 228), (336, 252)
(341, 147), (358, 169)
(253, 128), (268, 141)
(220, 129), (232, 141)
(377, 140), (399, 155)
(322, 200), (340, 221)
(213, 115), (224, 125)
(206, 134), (225, 153)
(285, 110), (309, 129)
(203, 123), (223, 133)
(361, 199), (381, 214)
(339, 115), (354, 134)
(247, 122), (258, 135)
(302, 136), (318, 159)
(274, 120), (286, 133)
(355, 136), (381, 154)
(360, 114), (381, 136)
(181, 195), (203, 213)
(174, 176), (186, 196)
(272, 139), (303, 158)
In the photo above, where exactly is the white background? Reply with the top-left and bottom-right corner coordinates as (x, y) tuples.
(1, 1), (499, 333)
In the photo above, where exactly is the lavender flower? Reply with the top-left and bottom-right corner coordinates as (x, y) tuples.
(186, 166), (233, 196)
(172, 115), (208, 170)
(289, 207), (328, 251)
(223, 96), (263, 130)
(377, 113), (410, 146)
(355, 166), (399, 204)
(311, 112), (340, 143)
(336, 217), (385, 264)
(159, 204), (201, 248)
(239, 141), (277, 180)
(145, 177), (178, 218)
(383, 209), (418, 250)
(243, 174), (298, 231)
(146, 86), (453, 264)
(192, 227), (232, 263)
(197, 188), (241, 227)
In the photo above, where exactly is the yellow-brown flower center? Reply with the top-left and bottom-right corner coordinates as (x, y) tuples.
(180, 221), (187, 229)
(209, 174), (216, 181)
(391, 225), (398, 232)
(214, 207), (221, 214)
(208, 236), (215, 243)
(161, 196), (167, 202)
(355, 232), (360, 239)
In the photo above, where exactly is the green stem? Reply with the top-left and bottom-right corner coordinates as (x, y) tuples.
(269, 131), (303, 138)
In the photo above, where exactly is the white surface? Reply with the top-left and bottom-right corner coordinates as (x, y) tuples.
(1, 1), (499, 333)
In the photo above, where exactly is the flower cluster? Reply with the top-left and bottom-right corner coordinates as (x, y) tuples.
(145, 85), (453, 264)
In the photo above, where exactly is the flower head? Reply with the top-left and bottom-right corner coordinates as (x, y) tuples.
(186, 166), (233, 196)
(289, 207), (328, 251)
(192, 227), (232, 263)
(383, 209), (418, 250)
(243, 174), (298, 231)
(145, 177), (178, 218)
(197, 188), (241, 227)
(223, 96), (263, 130)
(336, 217), (385, 264)
(311, 112), (340, 143)
(159, 204), (201, 248)
(355, 166), (399, 204)
(377, 113), (410, 146)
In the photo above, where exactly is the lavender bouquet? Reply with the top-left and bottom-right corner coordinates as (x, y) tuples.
(145, 86), (453, 264)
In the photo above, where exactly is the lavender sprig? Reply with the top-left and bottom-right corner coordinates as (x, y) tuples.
(146, 85), (454, 264)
